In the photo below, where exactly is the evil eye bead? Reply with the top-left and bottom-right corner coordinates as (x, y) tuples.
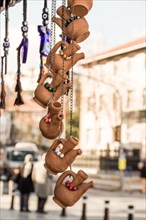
(21, 25), (28, 33)
(60, 153), (64, 158)
(42, 12), (48, 20)
(3, 41), (10, 48)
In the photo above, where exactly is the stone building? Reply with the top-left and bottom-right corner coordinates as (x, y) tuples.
(78, 37), (146, 160)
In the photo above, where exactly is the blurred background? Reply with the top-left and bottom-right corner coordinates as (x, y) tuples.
(0, 0), (146, 219)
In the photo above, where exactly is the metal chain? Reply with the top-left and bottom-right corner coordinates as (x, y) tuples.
(52, 0), (57, 75)
(60, 0), (66, 137)
(46, 0), (57, 108)
(49, 0), (56, 73)
(68, 0), (75, 172)
(70, 0), (75, 137)
(3, 0), (10, 75)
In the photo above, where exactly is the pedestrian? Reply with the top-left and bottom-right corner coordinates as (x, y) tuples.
(137, 157), (146, 194)
(15, 154), (34, 212)
(32, 153), (53, 214)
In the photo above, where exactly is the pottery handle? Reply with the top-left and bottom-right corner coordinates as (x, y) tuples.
(49, 139), (64, 151)
(55, 170), (76, 187)
(52, 41), (63, 53)
(38, 73), (49, 86)
(61, 41), (69, 50)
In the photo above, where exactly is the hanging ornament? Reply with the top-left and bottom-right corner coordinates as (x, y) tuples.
(37, 0), (51, 82)
(53, 170), (93, 208)
(35, 0), (94, 208)
(52, 5), (90, 43)
(67, 0), (93, 17)
(0, 0), (10, 109)
(19, 0), (28, 64)
(14, 0), (28, 106)
(44, 136), (82, 175)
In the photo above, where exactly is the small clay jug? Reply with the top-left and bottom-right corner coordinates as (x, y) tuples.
(67, 0), (93, 17)
(49, 70), (68, 88)
(33, 73), (71, 108)
(53, 170), (93, 208)
(39, 101), (64, 139)
(52, 6), (90, 43)
(44, 136), (82, 174)
(45, 40), (84, 72)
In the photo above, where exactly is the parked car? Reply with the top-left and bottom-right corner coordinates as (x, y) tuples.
(1, 142), (39, 181)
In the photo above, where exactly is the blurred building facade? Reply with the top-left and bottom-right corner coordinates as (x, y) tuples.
(78, 37), (146, 160)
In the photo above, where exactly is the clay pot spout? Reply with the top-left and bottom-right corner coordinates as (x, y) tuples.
(78, 181), (94, 195)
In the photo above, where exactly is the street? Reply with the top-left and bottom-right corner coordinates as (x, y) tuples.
(0, 183), (145, 220)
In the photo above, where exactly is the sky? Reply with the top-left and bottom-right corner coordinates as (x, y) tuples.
(0, 0), (145, 73)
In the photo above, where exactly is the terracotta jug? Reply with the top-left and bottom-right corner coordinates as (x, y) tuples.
(44, 136), (82, 174)
(39, 101), (64, 139)
(52, 6), (90, 43)
(53, 170), (93, 208)
(49, 70), (69, 89)
(33, 73), (71, 108)
(45, 40), (84, 72)
(67, 0), (93, 17)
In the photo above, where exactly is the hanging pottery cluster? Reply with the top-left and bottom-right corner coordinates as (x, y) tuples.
(33, 0), (94, 208)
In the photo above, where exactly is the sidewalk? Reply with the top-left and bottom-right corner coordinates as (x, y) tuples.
(0, 188), (145, 220)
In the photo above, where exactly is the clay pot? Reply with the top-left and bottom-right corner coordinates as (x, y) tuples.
(33, 73), (71, 108)
(68, 0), (93, 17)
(53, 170), (93, 207)
(52, 7), (90, 43)
(39, 101), (64, 139)
(45, 40), (84, 72)
(44, 136), (82, 174)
